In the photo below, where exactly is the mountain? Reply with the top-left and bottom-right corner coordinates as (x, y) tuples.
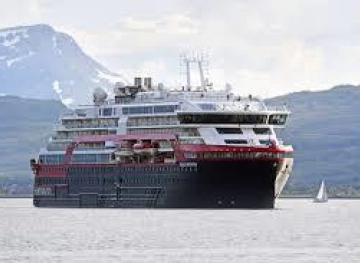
(0, 24), (125, 107)
(0, 95), (66, 190)
(267, 85), (360, 187)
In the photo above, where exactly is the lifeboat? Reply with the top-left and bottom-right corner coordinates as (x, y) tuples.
(115, 141), (134, 156)
(133, 141), (158, 155)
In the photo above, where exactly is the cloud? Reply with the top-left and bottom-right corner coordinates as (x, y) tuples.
(60, 13), (199, 58)
(118, 14), (199, 34)
(1, 0), (360, 96)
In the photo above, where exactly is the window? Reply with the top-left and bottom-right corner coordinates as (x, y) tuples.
(225, 139), (248, 144)
(259, 140), (271, 145)
(103, 107), (113, 116)
(71, 154), (110, 163)
(178, 114), (267, 125)
(122, 106), (153, 115)
(216, 128), (243, 134)
(253, 128), (272, 135)
(122, 107), (129, 115)
(154, 105), (177, 113)
(42, 154), (64, 164)
(268, 114), (288, 125)
(197, 103), (216, 110)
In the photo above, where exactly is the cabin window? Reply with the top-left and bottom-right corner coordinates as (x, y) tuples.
(197, 103), (217, 111)
(253, 128), (272, 135)
(122, 106), (153, 115)
(154, 105), (177, 113)
(42, 154), (63, 164)
(259, 140), (271, 145)
(224, 139), (248, 144)
(103, 107), (113, 116)
(216, 128), (243, 134)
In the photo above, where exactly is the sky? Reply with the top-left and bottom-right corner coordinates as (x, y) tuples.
(1, 0), (360, 97)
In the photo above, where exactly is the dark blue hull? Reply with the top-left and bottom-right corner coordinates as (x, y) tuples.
(33, 159), (279, 209)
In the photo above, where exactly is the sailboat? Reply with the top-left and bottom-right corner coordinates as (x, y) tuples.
(314, 180), (328, 203)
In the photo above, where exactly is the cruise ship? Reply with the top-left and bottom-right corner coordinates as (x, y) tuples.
(30, 57), (293, 208)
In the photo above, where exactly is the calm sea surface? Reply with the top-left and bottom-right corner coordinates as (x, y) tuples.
(0, 199), (359, 262)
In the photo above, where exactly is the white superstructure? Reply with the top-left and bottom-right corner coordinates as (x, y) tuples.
(39, 57), (292, 166)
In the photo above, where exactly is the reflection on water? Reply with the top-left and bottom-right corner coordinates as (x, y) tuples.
(0, 199), (359, 262)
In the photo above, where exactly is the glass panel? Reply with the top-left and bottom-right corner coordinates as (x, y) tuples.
(197, 103), (217, 110)
(179, 114), (267, 124)
(216, 128), (243, 134)
(268, 114), (288, 125)
(103, 108), (112, 116)
(253, 128), (271, 134)
(224, 139), (248, 144)
(154, 105), (176, 113)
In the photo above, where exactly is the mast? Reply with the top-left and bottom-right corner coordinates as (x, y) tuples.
(198, 60), (206, 90)
(180, 52), (209, 91)
(186, 59), (191, 91)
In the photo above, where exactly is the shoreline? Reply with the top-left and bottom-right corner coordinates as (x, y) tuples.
(280, 195), (360, 199)
(1, 195), (360, 199)
(0, 195), (32, 198)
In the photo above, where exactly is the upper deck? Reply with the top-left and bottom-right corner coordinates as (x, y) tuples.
(42, 57), (292, 155)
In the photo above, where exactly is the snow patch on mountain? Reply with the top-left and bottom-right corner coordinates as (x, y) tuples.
(0, 28), (29, 37)
(0, 28), (29, 47)
(3, 35), (21, 47)
(52, 80), (61, 94)
(6, 51), (35, 67)
(62, 98), (74, 106)
(0, 24), (126, 106)
(52, 80), (74, 107)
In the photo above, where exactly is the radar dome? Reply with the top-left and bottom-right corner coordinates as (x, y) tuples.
(93, 87), (108, 105)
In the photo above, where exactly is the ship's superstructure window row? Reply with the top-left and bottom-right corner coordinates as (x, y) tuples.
(127, 116), (179, 127)
(216, 128), (243, 134)
(128, 128), (199, 137)
(178, 114), (268, 125)
(179, 138), (205, 144)
(224, 139), (248, 145)
(53, 130), (116, 141)
(71, 153), (110, 163)
(62, 118), (119, 129)
(47, 142), (109, 151)
(122, 105), (179, 115)
(39, 154), (110, 164)
(66, 165), (195, 175)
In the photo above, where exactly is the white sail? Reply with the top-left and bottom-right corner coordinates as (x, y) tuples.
(314, 180), (328, 203)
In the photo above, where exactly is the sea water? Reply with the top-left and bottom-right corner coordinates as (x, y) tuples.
(0, 198), (359, 262)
